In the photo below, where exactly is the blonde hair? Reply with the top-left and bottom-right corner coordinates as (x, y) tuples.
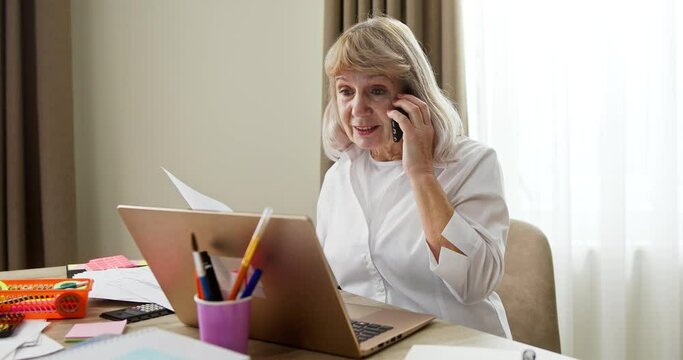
(322, 16), (464, 162)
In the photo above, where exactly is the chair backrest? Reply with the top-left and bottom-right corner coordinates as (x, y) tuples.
(496, 219), (561, 353)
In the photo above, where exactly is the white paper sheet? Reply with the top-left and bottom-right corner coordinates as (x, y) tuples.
(0, 339), (22, 360)
(74, 267), (173, 311)
(12, 320), (49, 347)
(405, 345), (521, 360)
(14, 334), (63, 360)
(162, 167), (232, 212)
(0, 320), (58, 360)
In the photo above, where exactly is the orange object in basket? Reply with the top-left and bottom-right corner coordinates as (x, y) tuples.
(0, 278), (93, 319)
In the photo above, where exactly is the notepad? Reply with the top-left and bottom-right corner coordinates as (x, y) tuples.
(67, 259), (147, 278)
(64, 320), (126, 342)
(49, 327), (248, 359)
(85, 255), (137, 271)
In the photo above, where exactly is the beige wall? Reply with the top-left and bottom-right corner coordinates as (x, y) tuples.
(71, 1), (324, 261)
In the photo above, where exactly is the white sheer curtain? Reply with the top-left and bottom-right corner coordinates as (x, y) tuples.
(461, 1), (683, 359)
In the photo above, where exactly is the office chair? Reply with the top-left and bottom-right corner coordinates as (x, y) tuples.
(496, 219), (561, 353)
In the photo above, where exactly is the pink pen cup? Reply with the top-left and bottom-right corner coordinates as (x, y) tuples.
(194, 295), (251, 354)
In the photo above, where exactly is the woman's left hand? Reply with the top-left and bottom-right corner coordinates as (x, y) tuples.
(387, 94), (435, 179)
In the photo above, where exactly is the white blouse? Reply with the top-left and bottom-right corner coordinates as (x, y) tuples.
(316, 138), (512, 338)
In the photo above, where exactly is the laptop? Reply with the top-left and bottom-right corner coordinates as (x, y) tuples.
(117, 205), (434, 358)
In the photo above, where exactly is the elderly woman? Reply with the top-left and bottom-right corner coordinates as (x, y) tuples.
(316, 16), (511, 338)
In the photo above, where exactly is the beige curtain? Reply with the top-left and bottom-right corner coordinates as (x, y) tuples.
(321, 0), (468, 176)
(1, 0), (76, 270)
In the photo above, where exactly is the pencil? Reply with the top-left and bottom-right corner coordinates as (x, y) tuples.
(228, 207), (273, 300)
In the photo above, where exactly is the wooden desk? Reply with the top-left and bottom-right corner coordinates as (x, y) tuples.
(0, 267), (570, 359)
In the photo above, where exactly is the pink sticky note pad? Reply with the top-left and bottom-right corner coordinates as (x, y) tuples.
(85, 255), (136, 271)
(65, 320), (127, 339)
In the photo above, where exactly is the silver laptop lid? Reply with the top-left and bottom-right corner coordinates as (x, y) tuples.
(117, 205), (361, 357)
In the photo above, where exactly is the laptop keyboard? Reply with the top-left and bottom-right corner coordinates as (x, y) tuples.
(351, 320), (393, 343)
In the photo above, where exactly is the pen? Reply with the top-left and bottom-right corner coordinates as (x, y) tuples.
(240, 268), (262, 299)
(199, 251), (223, 301)
(194, 275), (204, 300)
(228, 207), (273, 300)
(54, 281), (89, 290)
(191, 233), (211, 301)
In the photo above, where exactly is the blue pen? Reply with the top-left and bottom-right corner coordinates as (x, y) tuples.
(240, 268), (262, 298)
(200, 251), (223, 301)
(192, 233), (221, 301)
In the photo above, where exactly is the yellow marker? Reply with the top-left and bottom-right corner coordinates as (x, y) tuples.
(0, 281), (7, 291)
(228, 207), (273, 300)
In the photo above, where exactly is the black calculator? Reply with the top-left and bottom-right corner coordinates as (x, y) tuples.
(100, 303), (174, 323)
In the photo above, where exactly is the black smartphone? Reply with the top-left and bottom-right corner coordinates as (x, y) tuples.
(391, 108), (408, 142)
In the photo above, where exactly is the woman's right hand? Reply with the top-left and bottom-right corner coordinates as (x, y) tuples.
(388, 94), (435, 180)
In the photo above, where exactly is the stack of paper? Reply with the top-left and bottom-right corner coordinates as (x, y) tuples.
(0, 320), (62, 360)
(74, 267), (173, 311)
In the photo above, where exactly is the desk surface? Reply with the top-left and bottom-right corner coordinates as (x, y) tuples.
(1, 266), (570, 359)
